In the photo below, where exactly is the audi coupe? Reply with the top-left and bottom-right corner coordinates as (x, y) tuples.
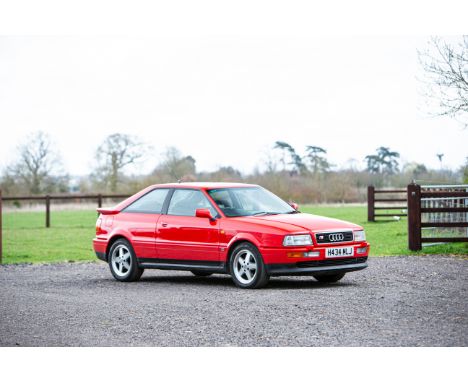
(93, 182), (369, 288)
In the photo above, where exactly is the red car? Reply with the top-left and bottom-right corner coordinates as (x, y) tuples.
(93, 182), (369, 288)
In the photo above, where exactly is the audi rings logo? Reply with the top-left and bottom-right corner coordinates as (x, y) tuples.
(328, 233), (345, 242)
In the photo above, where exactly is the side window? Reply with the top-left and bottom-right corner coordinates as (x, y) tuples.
(124, 189), (169, 214)
(209, 189), (235, 209)
(167, 189), (217, 217)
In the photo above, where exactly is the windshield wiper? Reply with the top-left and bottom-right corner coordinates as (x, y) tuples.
(286, 210), (300, 214)
(251, 212), (280, 216)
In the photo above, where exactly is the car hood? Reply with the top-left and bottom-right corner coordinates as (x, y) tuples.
(241, 212), (362, 233)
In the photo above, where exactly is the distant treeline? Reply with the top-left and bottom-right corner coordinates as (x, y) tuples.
(1, 132), (467, 204)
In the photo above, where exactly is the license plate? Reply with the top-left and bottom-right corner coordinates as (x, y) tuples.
(325, 246), (354, 258)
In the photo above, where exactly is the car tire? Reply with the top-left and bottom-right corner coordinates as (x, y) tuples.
(108, 238), (144, 282)
(313, 272), (345, 283)
(229, 242), (269, 289)
(191, 271), (213, 277)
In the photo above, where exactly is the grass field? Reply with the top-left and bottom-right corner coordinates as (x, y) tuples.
(1, 205), (467, 264)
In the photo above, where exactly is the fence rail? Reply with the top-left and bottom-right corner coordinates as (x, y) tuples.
(0, 191), (131, 263)
(1, 193), (130, 202)
(367, 185), (407, 221)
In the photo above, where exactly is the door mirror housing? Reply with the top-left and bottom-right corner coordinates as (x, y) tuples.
(195, 208), (214, 220)
(289, 202), (299, 211)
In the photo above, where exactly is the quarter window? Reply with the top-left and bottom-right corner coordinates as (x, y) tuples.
(124, 189), (169, 214)
(167, 189), (217, 217)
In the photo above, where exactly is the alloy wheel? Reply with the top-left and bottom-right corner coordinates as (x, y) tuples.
(233, 249), (258, 284)
(111, 244), (132, 277)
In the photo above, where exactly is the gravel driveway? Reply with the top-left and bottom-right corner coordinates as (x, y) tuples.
(0, 256), (466, 346)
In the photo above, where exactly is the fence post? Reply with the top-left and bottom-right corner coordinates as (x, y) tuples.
(45, 195), (50, 228)
(367, 185), (375, 222)
(0, 189), (3, 264)
(407, 183), (421, 251)
(97, 194), (102, 216)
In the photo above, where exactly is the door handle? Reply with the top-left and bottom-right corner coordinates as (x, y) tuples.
(161, 223), (168, 227)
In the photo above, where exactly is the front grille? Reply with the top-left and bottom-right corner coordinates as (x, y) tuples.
(297, 257), (368, 268)
(315, 231), (353, 244)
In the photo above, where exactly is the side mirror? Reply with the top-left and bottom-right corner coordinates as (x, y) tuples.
(289, 202), (299, 211)
(195, 208), (214, 220)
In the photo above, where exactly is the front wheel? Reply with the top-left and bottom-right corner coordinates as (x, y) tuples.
(108, 239), (144, 282)
(229, 243), (269, 289)
(313, 272), (345, 283)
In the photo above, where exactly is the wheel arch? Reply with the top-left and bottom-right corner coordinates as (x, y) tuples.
(226, 237), (261, 272)
(106, 234), (132, 261)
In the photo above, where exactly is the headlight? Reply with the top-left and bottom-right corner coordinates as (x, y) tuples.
(283, 234), (313, 246)
(354, 230), (366, 242)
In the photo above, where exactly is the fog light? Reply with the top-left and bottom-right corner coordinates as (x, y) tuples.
(357, 247), (368, 254)
(287, 251), (320, 258)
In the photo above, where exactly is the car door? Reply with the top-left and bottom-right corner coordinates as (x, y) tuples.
(120, 188), (170, 259)
(156, 188), (220, 262)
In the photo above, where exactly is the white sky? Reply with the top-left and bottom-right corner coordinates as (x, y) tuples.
(0, 35), (467, 176)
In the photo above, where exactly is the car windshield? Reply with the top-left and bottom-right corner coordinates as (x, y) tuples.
(207, 187), (296, 217)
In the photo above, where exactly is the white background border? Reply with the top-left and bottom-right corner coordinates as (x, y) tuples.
(0, 1), (467, 381)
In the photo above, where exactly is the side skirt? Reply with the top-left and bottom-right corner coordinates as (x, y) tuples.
(137, 258), (227, 274)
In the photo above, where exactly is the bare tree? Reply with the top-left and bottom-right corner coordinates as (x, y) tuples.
(418, 36), (468, 126)
(403, 162), (428, 179)
(262, 149), (280, 173)
(94, 134), (145, 192)
(206, 166), (242, 181)
(152, 147), (196, 182)
(4, 131), (67, 194)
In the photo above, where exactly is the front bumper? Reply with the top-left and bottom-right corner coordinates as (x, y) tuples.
(260, 242), (370, 264)
(266, 256), (368, 276)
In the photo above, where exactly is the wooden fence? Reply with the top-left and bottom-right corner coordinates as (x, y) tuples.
(2, 185), (467, 262)
(0, 191), (130, 263)
(367, 185), (407, 221)
(407, 184), (468, 250)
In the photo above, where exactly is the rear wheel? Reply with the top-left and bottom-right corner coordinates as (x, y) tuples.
(191, 270), (213, 277)
(314, 272), (345, 283)
(108, 239), (144, 282)
(229, 242), (269, 289)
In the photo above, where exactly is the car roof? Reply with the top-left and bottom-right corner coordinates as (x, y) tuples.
(153, 182), (259, 189)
